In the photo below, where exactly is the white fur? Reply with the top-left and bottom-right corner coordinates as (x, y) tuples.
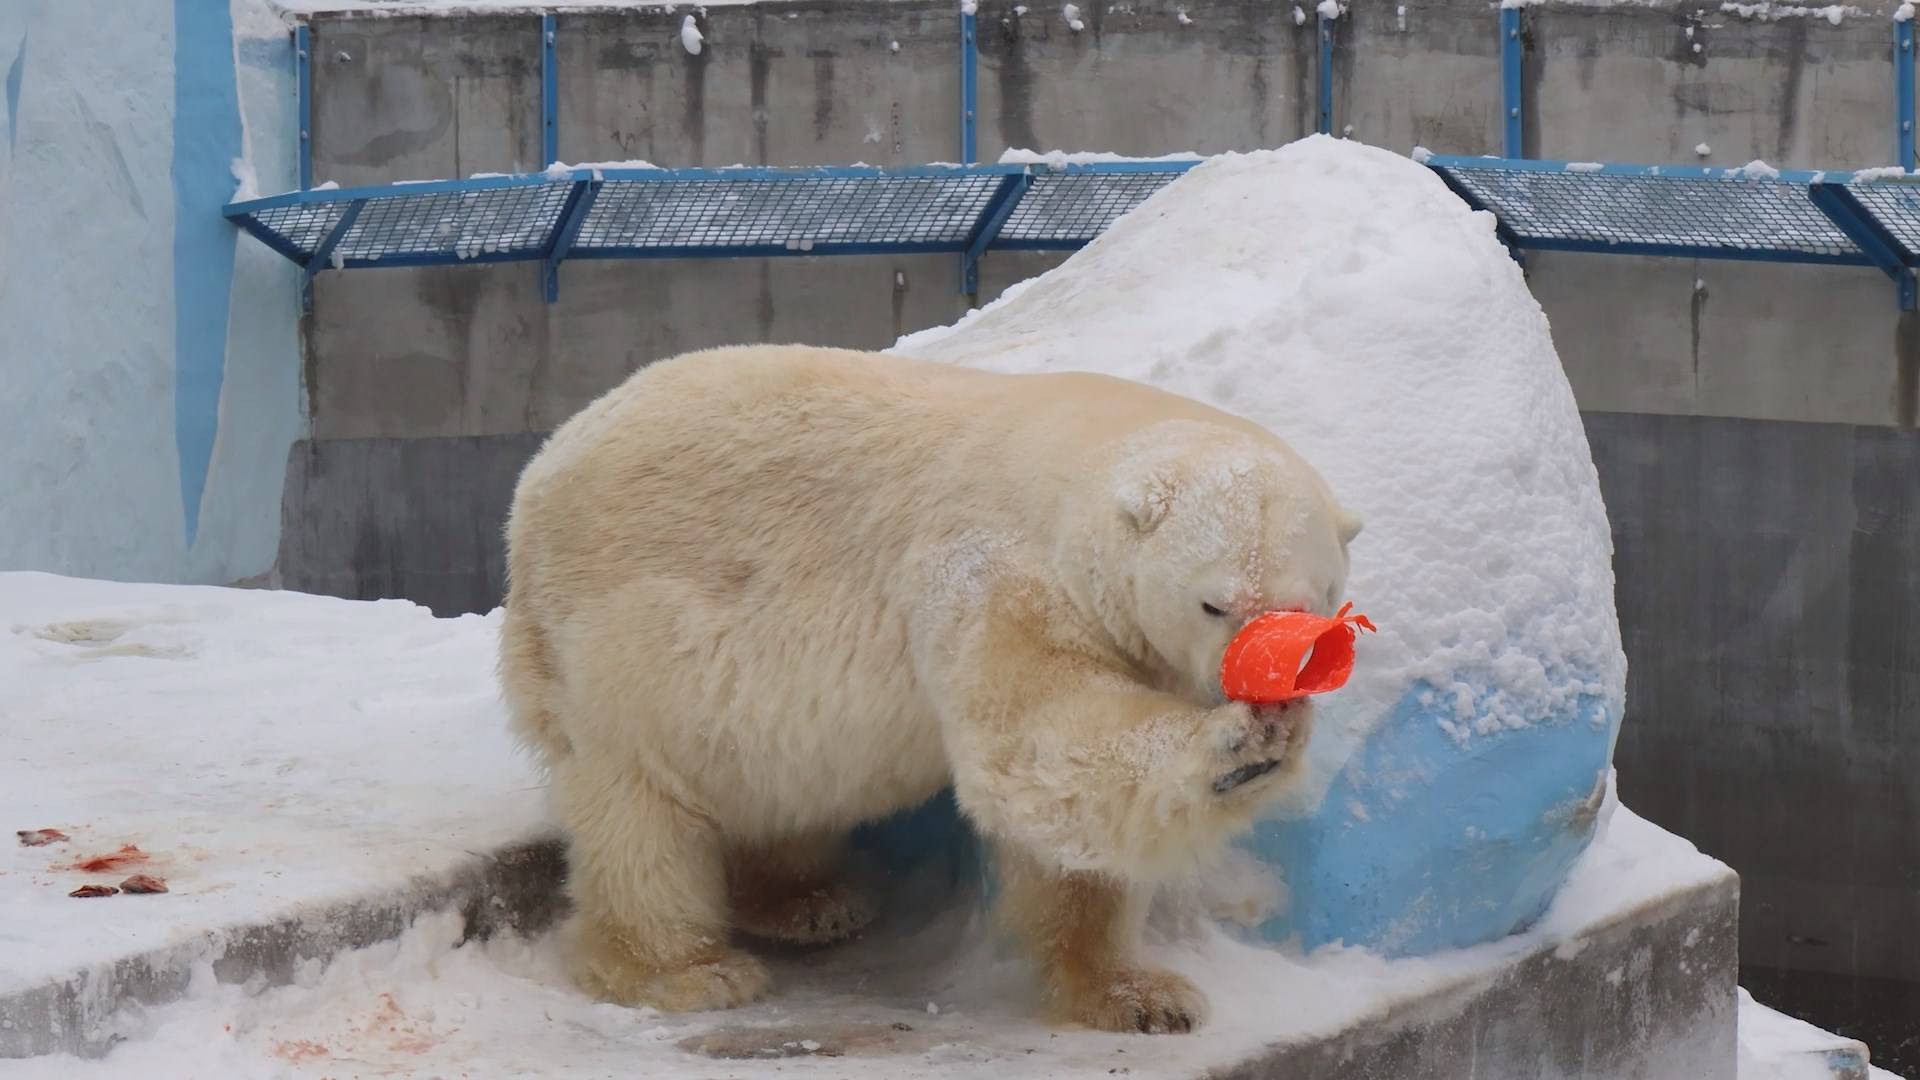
(498, 345), (1359, 1030)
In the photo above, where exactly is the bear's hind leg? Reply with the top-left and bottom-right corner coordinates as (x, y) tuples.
(995, 844), (1207, 1034)
(554, 756), (770, 1012)
(727, 832), (876, 946)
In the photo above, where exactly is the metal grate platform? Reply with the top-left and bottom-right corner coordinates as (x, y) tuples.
(228, 153), (1920, 308)
(226, 162), (1198, 297)
(1421, 156), (1870, 266)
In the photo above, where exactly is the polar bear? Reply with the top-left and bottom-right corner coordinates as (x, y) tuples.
(498, 344), (1361, 1034)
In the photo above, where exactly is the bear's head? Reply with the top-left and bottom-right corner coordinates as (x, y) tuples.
(1092, 421), (1362, 704)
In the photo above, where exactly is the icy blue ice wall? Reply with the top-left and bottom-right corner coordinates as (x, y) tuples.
(0, 1), (302, 585)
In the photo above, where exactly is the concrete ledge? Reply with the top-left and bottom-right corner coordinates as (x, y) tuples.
(0, 839), (567, 1060)
(2, 837), (1746, 1078)
(1218, 873), (1739, 1080)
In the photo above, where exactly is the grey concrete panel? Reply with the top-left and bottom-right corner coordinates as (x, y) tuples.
(1340, 0), (1502, 155)
(304, 255), (976, 440)
(310, 15), (543, 185)
(274, 432), (547, 615)
(1589, 411), (1920, 1061)
(1529, 253), (1909, 426)
(971, 0), (1312, 159)
(558, 2), (964, 168)
(1528, 1), (1896, 168)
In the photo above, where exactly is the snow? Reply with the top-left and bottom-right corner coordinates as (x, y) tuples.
(0, 583), (1730, 1080)
(1316, 0), (1341, 17)
(1696, 142), (1714, 157)
(1898, 0), (1915, 20)
(1736, 989), (1876, 1079)
(894, 137), (1625, 788)
(1734, 159), (1781, 180)
(1062, 3), (1085, 30)
(0, 572), (550, 1000)
(1850, 165), (1913, 182)
(997, 148), (1204, 167)
(678, 14), (702, 55)
(1718, 0), (1857, 21)
(1292, 4), (1307, 24)
(1565, 161), (1605, 172)
(1175, 8), (1193, 24)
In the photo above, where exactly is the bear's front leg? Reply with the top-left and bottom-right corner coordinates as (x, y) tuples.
(726, 832), (876, 947)
(551, 754), (770, 1012)
(995, 844), (1206, 1034)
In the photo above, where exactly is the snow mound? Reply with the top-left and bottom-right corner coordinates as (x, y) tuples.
(897, 136), (1625, 791)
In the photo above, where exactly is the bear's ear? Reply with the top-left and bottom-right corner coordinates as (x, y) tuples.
(1337, 507), (1364, 546)
(1117, 465), (1179, 534)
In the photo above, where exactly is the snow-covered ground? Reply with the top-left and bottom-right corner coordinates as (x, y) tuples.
(0, 569), (1844, 1078)
(0, 572), (551, 999)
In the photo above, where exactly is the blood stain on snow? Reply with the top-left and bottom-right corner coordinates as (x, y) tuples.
(59, 843), (150, 873)
(271, 1039), (331, 1062)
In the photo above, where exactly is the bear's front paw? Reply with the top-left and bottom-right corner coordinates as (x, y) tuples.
(1203, 700), (1313, 797)
(1064, 968), (1208, 1034)
(567, 918), (770, 1012)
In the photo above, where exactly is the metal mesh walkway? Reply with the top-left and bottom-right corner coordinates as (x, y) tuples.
(1421, 156), (1873, 266)
(226, 162), (1201, 287)
(229, 153), (1920, 307)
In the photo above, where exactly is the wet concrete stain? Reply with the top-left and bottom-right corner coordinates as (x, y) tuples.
(993, 11), (1040, 155)
(1672, 11), (1709, 69)
(750, 43), (772, 163)
(812, 53), (837, 142)
(1774, 20), (1806, 161)
(1690, 276), (1708, 389)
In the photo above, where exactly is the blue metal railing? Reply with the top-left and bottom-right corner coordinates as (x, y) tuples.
(249, 7), (1920, 308)
(226, 161), (1201, 293)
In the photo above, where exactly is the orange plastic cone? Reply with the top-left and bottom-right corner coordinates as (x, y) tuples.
(1220, 602), (1377, 704)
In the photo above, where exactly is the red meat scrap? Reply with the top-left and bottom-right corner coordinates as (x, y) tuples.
(69, 884), (118, 898)
(16, 829), (69, 847)
(120, 874), (169, 894)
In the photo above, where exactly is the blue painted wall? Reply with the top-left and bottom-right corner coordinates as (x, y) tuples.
(0, 0), (303, 585)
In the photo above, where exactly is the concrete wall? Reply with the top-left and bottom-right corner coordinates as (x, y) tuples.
(266, 0), (1918, 1068)
(0, 1), (304, 586)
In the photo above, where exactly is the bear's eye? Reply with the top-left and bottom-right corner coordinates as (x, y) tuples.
(1201, 602), (1228, 618)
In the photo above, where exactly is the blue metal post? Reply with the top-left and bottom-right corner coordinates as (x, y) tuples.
(541, 14), (558, 168)
(544, 177), (602, 303)
(1897, 16), (1914, 170)
(305, 198), (367, 283)
(1317, 11), (1333, 136)
(1500, 7), (1523, 158)
(960, 9), (978, 163)
(1807, 180), (1916, 310)
(295, 24), (312, 190)
(958, 7), (980, 297)
(961, 171), (1030, 295)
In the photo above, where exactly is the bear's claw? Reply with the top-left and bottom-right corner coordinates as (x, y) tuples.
(1066, 968), (1208, 1035)
(1211, 757), (1283, 793)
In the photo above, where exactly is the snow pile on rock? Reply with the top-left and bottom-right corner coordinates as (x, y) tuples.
(897, 135), (1626, 800)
